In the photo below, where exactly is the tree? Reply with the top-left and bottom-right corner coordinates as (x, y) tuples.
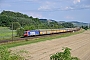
(24, 25), (35, 30)
(62, 22), (74, 28)
(0, 15), (12, 27)
(10, 22), (21, 30)
(0, 10), (63, 29)
(16, 27), (24, 37)
(13, 22), (21, 30)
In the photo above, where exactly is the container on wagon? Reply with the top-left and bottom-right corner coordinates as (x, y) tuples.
(46, 30), (52, 34)
(40, 30), (47, 35)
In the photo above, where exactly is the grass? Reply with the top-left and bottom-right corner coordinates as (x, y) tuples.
(0, 29), (85, 48)
(0, 27), (16, 40)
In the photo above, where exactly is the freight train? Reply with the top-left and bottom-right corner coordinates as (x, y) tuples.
(24, 27), (80, 37)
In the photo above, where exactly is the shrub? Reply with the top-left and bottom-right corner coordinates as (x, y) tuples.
(50, 47), (80, 60)
(0, 46), (24, 60)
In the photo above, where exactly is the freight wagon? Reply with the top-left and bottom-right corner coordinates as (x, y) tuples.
(24, 28), (80, 37)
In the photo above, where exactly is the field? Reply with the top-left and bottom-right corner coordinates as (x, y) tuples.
(0, 27), (16, 40)
(10, 30), (90, 60)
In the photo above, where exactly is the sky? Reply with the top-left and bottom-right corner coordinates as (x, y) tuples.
(0, 0), (90, 23)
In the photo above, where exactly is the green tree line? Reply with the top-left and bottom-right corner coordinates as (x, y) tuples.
(0, 10), (75, 30)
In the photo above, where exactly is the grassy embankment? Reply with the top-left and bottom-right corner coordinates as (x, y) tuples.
(0, 29), (85, 48)
(0, 27), (16, 40)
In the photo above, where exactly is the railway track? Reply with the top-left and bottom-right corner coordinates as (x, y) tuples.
(0, 31), (76, 44)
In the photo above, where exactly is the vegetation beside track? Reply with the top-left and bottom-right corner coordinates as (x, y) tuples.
(0, 46), (24, 60)
(0, 27), (16, 40)
(0, 29), (84, 48)
(50, 47), (80, 60)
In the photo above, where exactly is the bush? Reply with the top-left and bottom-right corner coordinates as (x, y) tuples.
(81, 26), (88, 30)
(0, 46), (24, 60)
(50, 47), (80, 60)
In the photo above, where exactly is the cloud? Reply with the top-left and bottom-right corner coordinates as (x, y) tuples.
(84, 5), (90, 8)
(38, 1), (56, 11)
(39, 0), (90, 12)
(65, 16), (74, 19)
(25, 0), (39, 2)
(70, 4), (90, 10)
(27, 12), (45, 18)
(18, 0), (40, 3)
(62, 6), (74, 10)
(73, 0), (80, 4)
(37, 0), (84, 11)
(25, 0), (38, 1)
(59, 0), (90, 11)
(82, 5), (90, 9)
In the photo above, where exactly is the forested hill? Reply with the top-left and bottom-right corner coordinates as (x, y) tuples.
(1, 10), (29, 18)
(0, 10), (41, 29)
(0, 10), (75, 30)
